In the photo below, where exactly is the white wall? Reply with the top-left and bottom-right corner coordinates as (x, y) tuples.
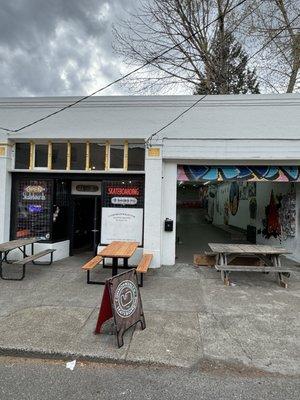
(143, 146), (163, 268)
(213, 182), (251, 230)
(161, 162), (177, 265)
(0, 140), (12, 242)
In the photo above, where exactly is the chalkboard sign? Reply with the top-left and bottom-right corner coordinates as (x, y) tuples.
(95, 269), (146, 347)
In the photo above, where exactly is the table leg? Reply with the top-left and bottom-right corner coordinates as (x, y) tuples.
(112, 257), (118, 277)
(274, 255), (288, 289)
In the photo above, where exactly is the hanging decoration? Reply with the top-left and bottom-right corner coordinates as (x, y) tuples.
(229, 182), (239, 216)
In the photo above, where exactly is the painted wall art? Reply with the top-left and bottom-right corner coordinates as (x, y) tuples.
(229, 182), (239, 216)
(178, 165), (300, 182)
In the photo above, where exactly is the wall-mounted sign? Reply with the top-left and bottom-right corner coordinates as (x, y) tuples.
(71, 181), (101, 196)
(101, 208), (143, 245)
(111, 197), (138, 206)
(148, 147), (160, 157)
(95, 269), (145, 348)
(0, 146), (6, 156)
(101, 181), (144, 245)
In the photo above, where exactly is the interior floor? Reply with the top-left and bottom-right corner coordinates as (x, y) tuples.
(176, 208), (248, 263)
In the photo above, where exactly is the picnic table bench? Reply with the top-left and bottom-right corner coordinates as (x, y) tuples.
(209, 243), (295, 288)
(0, 237), (55, 281)
(81, 241), (153, 286)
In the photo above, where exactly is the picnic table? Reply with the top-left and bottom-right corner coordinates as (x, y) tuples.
(209, 243), (293, 288)
(0, 237), (55, 281)
(98, 241), (139, 277)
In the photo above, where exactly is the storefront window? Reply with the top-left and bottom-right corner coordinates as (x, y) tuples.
(110, 144), (124, 169)
(52, 143), (67, 170)
(90, 143), (105, 170)
(52, 180), (69, 241)
(71, 143), (86, 170)
(15, 180), (53, 240)
(15, 143), (30, 169)
(128, 144), (145, 171)
(35, 144), (48, 168)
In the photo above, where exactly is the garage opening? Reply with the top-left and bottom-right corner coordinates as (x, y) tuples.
(176, 166), (299, 263)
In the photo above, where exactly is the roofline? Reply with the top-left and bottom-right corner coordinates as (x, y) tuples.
(0, 93), (299, 109)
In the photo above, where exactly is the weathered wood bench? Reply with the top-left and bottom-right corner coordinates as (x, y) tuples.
(215, 264), (295, 288)
(82, 255), (104, 284)
(136, 254), (153, 287)
(1, 249), (55, 281)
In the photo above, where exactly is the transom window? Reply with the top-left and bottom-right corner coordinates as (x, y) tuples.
(14, 141), (145, 172)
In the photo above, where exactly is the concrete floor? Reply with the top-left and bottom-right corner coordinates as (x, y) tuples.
(0, 254), (299, 375)
(176, 208), (245, 262)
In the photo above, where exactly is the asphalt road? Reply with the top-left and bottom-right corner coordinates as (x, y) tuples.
(0, 356), (299, 400)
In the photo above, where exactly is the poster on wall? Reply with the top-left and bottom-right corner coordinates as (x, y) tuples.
(101, 181), (144, 245)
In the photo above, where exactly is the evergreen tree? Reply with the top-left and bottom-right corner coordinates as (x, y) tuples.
(195, 31), (260, 95)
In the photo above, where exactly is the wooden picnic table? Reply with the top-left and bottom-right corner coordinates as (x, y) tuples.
(98, 241), (139, 277)
(0, 237), (40, 263)
(209, 243), (293, 288)
(0, 237), (55, 281)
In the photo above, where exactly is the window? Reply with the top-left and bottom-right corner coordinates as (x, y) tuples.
(34, 144), (48, 168)
(52, 180), (69, 241)
(71, 143), (85, 170)
(15, 180), (53, 240)
(52, 143), (67, 170)
(15, 143), (30, 169)
(90, 143), (105, 170)
(110, 144), (124, 169)
(128, 144), (145, 171)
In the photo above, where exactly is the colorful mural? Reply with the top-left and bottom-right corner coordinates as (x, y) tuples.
(178, 165), (300, 182)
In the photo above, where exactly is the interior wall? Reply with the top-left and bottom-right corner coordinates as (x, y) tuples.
(211, 180), (300, 261)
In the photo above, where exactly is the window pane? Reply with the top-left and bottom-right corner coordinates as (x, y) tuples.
(90, 143), (105, 170)
(15, 179), (53, 240)
(128, 144), (145, 170)
(35, 144), (48, 168)
(52, 143), (67, 170)
(52, 180), (69, 241)
(71, 143), (85, 170)
(15, 143), (30, 169)
(110, 144), (124, 169)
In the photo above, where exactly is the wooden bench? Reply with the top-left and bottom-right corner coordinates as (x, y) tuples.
(1, 249), (55, 281)
(82, 255), (104, 284)
(136, 254), (153, 287)
(215, 264), (295, 288)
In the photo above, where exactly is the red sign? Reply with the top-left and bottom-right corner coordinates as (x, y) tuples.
(107, 187), (140, 196)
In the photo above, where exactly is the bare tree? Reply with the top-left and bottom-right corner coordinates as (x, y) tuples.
(248, 0), (300, 93)
(113, 0), (259, 94)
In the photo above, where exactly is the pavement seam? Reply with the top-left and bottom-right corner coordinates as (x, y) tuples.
(210, 312), (254, 363)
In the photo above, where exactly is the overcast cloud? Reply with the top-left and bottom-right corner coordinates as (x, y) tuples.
(0, 0), (136, 97)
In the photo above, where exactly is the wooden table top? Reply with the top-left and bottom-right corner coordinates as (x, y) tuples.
(208, 243), (290, 255)
(99, 241), (139, 258)
(0, 237), (39, 252)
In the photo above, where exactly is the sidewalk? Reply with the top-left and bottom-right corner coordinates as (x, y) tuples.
(0, 255), (299, 375)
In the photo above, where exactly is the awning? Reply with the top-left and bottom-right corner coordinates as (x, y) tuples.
(178, 165), (300, 182)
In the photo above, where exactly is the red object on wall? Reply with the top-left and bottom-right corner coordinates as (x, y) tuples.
(267, 190), (281, 237)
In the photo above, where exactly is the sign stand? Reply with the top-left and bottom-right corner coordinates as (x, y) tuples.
(95, 269), (146, 348)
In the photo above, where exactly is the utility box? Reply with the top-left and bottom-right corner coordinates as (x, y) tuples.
(164, 218), (173, 232)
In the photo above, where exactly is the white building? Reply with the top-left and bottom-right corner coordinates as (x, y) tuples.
(1, 94), (300, 266)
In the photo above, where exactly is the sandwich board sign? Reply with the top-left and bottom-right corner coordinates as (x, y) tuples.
(95, 269), (146, 347)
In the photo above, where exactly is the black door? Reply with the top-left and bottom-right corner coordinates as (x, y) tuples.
(71, 196), (101, 255)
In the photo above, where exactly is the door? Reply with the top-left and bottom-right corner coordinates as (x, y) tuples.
(70, 196), (101, 255)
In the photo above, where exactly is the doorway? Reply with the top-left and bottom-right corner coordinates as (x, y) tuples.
(71, 196), (101, 255)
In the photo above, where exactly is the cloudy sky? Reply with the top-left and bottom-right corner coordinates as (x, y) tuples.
(0, 0), (137, 97)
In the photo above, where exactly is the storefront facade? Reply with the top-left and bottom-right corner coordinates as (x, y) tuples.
(1, 94), (300, 266)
